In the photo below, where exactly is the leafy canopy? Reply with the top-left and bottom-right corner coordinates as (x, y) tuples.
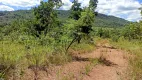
(33, 1), (61, 36)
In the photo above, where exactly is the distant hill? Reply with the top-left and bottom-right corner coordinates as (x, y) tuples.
(0, 10), (33, 27)
(0, 10), (130, 28)
(57, 10), (130, 28)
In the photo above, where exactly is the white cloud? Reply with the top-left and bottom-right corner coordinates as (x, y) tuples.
(126, 10), (141, 21)
(61, 0), (141, 21)
(0, 0), (41, 8)
(60, 0), (89, 10)
(0, 0), (141, 21)
(60, 0), (72, 10)
(78, 0), (89, 8)
(97, 0), (141, 21)
(0, 5), (14, 11)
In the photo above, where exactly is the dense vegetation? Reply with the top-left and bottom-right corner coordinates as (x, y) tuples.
(0, 10), (129, 28)
(0, 0), (142, 80)
(0, 0), (98, 79)
(0, 10), (33, 27)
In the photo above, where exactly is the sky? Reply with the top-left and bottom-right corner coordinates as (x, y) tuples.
(0, 0), (142, 22)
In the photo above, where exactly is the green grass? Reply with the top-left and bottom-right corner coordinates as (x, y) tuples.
(0, 40), (95, 79)
(84, 58), (99, 75)
(89, 58), (99, 66)
(71, 42), (95, 54)
(0, 41), (71, 78)
(84, 64), (92, 75)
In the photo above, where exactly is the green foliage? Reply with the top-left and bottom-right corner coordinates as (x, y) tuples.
(63, 0), (98, 53)
(0, 10), (129, 28)
(78, 8), (95, 34)
(48, 0), (62, 8)
(89, 0), (98, 11)
(0, 19), (36, 42)
(95, 28), (111, 38)
(0, 10), (33, 26)
(70, 0), (82, 20)
(94, 27), (121, 42)
(33, 1), (61, 36)
(122, 23), (142, 40)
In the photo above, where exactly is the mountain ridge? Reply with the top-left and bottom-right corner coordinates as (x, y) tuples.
(0, 10), (130, 27)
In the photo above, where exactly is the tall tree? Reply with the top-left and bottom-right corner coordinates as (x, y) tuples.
(48, 0), (62, 8)
(140, 6), (142, 40)
(69, 0), (98, 42)
(76, 0), (98, 41)
(89, 0), (98, 11)
(33, 1), (62, 36)
(65, 0), (98, 52)
(70, 0), (82, 20)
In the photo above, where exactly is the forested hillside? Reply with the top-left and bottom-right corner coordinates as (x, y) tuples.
(0, 10), (33, 26)
(0, 10), (129, 27)
(58, 10), (130, 27)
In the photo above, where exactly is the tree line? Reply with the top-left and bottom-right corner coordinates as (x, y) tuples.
(0, 0), (98, 53)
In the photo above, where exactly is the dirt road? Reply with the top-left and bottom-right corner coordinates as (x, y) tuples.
(23, 44), (130, 80)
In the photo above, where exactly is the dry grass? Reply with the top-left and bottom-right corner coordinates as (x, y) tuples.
(0, 40), (95, 79)
(71, 43), (95, 54)
(110, 38), (142, 80)
(0, 41), (70, 79)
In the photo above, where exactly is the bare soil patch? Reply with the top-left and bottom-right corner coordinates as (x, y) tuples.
(21, 43), (130, 80)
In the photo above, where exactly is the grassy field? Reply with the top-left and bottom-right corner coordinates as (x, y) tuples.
(0, 40), (95, 79)
(110, 38), (142, 80)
